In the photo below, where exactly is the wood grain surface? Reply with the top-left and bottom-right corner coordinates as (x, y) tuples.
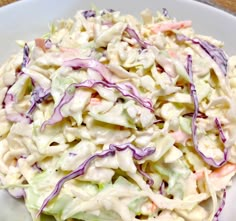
(0, 0), (235, 14)
(213, 0), (236, 13)
(0, 0), (16, 7)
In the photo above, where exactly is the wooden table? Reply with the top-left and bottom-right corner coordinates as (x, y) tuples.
(200, 0), (236, 14)
(0, 0), (236, 14)
(215, 0), (236, 13)
(0, 0), (17, 7)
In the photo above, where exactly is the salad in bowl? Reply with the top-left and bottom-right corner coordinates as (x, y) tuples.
(0, 7), (236, 221)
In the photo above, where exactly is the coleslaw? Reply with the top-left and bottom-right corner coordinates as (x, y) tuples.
(0, 7), (236, 221)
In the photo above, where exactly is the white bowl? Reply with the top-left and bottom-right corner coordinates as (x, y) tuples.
(0, 0), (235, 220)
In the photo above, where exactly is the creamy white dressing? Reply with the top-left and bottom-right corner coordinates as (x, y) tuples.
(0, 7), (235, 221)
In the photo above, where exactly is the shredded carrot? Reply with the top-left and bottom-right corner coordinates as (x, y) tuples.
(194, 171), (204, 180)
(59, 47), (76, 53)
(170, 130), (189, 143)
(210, 163), (236, 178)
(151, 20), (192, 34)
(89, 97), (101, 105)
(195, 163), (236, 180)
(35, 38), (47, 52)
(60, 47), (81, 60)
(151, 202), (158, 213)
(168, 50), (177, 58)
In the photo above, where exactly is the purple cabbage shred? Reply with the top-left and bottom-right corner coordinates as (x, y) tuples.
(41, 79), (153, 130)
(2, 44), (34, 124)
(177, 34), (228, 76)
(82, 10), (96, 19)
(136, 164), (154, 186)
(187, 54), (228, 168)
(213, 189), (226, 221)
(63, 58), (153, 113)
(69, 152), (77, 157)
(40, 86), (73, 131)
(183, 111), (208, 119)
(3, 93), (14, 106)
(6, 112), (32, 124)
(32, 162), (43, 172)
(36, 143), (155, 216)
(193, 38), (228, 76)
(214, 118), (227, 143)
(101, 8), (115, 15)
(26, 87), (51, 116)
(3, 84), (50, 124)
(3, 91), (32, 124)
(176, 34), (189, 42)
(162, 8), (169, 17)
(125, 26), (150, 49)
(63, 58), (111, 82)
(44, 39), (52, 49)
(159, 181), (165, 195)
(22, 43), (30, 68)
